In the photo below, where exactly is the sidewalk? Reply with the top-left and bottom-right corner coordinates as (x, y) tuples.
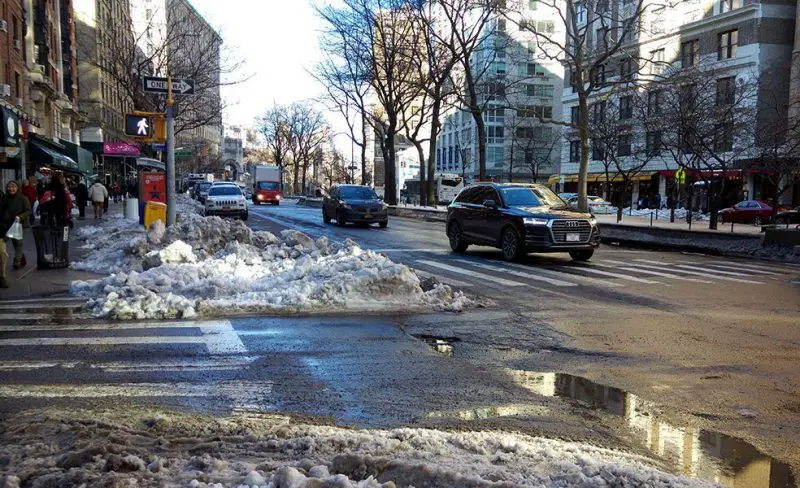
(595, 213), (763, 236)
(1, 201), (125, 300)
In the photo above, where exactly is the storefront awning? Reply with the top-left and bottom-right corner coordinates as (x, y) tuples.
(136, 157), (165, 171)
(60, 139), (95, 175)
(547, 174), (560, 185)
(29, 137), (80, 173)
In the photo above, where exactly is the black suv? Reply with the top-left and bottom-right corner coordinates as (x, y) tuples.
(323, 185), (389, 228)
(446, 183), (601, 261)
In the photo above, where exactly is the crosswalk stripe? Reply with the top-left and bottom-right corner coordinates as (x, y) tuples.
(415, 260), (527, 287)
(0, 313), (51, 320)
(629, 261), (762, 284)
(0, 302), (84, 310)
(594, 261), (712, 283)
(0, 357), (258, 373)
(452, 260), (577, 287)
(674, 264), (755, 277)
(0, 319), (235, 332)
(414, 270), (474, 288)
(503, 262), (624, 288)
(704, 263), (782, 275)
(0, 297), (85, 305)
(568, 265), (660, 284)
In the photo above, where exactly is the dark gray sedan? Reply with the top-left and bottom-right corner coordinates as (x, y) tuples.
(322, 185), (389, 228)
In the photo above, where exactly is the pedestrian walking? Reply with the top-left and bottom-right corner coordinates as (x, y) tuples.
(3, 181), (32, 271)
(112, 183), (122, 203)
(88, 179), (109, 219)
(21, 177), (38, 225)
(75, 180), (88, 219)
(0, 193), (8, 288)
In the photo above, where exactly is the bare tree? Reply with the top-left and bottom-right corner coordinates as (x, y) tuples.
(659, 65), (758, 228)
(256, 104), (294, 192)
(288, 103), (332, 195)
(504, 0), (667, 211)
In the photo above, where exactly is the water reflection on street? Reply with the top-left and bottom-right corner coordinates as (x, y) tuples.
(507, 370), (796, 488)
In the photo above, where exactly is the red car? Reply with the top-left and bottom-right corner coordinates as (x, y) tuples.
(718, 200), (773, 225)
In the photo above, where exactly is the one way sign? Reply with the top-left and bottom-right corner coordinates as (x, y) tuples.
(142, 76), (195, 95)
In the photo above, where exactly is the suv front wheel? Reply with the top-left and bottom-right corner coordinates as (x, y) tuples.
(447, 221), (468, 253)
(501, 227), (525, 262)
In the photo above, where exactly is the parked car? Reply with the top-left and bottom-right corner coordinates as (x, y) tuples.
(194, 181), (213, 203)
(446, 183), (601, 261)
(558, 192), (577, 202)
(775, 206), (800, 225)
(204, 184), (248, 220)
(718, 200), (773, 225)
(322, 185), (389, 228)
(567, 195), (613, 214)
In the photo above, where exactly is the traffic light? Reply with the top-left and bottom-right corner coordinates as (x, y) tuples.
(125, 114), (153, 138)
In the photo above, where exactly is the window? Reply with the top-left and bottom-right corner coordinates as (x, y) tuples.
(618, 134), (632, 156)
(497, 19), (506, 32)
(594, 64), (606, 85)
(527, 41), (536, 55)
(646, 131), (662, 156)
(529, 0), (539, 9)
(718, 29), (738, 60)
(650, 49), (665, 74)
(485, 81), (505, 100)
(647, 90), (661, 115)
(681, 40), (699, 68)
(520, 62), (536, 76)
(680, 84), (696, 110)
(571, 106), (580, 124)
(619, 96), (633, 120)
(621, 18), (638, 43)
(719, 0), (733, 14)
(487, 126), (505, 144)
(650, 7), (666, 34)
(495, 60), (506, 75)
(536, 21), (555, 34)
(488, 147), (505, 164)
(716, 77), (736, 106)
(516, 127), (535, 138)
(619, 58), (634, 80)
(713, 122), (733, 152)
(592, 101), (606, 123)
(534, 126), (553, 141)
(592, 140), (606, 160)
(485, 107), (504, 123)
(527, 84), (554, 97)
(569, 141), (581, 162)
(14, 73), (21, 100)
(570, 71), (579, 92)
(575, 3), (586, 22)
(519, 19), (529, 31)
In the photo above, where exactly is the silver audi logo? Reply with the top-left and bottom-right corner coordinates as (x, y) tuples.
(566, 221), (579, 227)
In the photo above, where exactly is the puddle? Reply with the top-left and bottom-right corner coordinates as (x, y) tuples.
(506, 370), (796, 488)
(412, 334), (459, 356)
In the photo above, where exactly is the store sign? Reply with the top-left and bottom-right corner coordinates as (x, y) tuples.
(2, 108), (20, 147)
(103, 141), (141, 156)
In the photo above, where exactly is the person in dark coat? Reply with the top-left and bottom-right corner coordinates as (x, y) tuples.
(3, 180), (32, 270)
(74, 180), (89, 219)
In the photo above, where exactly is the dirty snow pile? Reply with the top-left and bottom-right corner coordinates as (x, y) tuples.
(0, 408), (718, 488)
(70, 198), (471, 319)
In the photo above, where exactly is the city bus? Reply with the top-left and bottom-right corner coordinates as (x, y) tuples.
(402, 173), (465, 205)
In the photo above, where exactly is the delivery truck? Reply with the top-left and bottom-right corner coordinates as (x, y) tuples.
(252, 165), (281, 205)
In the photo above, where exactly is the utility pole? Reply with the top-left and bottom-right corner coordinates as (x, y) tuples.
(166, 75), (176, 226)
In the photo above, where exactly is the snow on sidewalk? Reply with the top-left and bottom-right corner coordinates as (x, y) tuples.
(0, 408), (717, 488)
(70, 196), (470, 319)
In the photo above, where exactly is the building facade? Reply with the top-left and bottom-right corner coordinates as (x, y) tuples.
(436, 1), (565, 184)
(558, 0), (798, 208)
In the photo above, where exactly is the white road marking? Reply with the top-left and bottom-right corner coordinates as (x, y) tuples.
(0, 313), (51, 320)
(596, 260), (713, 283)
(0, 297), (86, 305)
(503, 262), (625, 288)
(568, 266), (660, 284)
(0, 302), (84, 310)
(415, 260), (527, 287)
(0, 320), (247, 355)
(452, 260), (577, 287)
(629, 261), (762, 284)
(414, 270), (474, 288)
(372, 249), (448, 253)
(0, 357), (258, 373)
(0, 380), (273, 408)
(705, 262), (784, 275)
(674, 264), (756, 277)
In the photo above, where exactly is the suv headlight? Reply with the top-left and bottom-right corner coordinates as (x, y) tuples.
(523, 217), (549, 225)
(589, 217), (597, 226)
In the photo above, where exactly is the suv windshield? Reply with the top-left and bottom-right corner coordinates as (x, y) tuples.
(198, 182), (212, 191)
(209, 186), (242, 196)
(500, 186), (565, 207)
(258, 182), (280, 190)
(339, 186), (378, 200)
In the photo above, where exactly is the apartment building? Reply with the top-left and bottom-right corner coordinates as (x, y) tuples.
(558, 0), (797, 208)
(130, 0), (222, 165)
(0, 0), (29, 181)
(435, 1), (565, 183)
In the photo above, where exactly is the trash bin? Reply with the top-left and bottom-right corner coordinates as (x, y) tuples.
(33, 225), (70, 270)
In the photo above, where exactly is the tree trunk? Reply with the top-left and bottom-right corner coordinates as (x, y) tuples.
(384, 126), (398, 205)
(708, 175), (719, 230)
(415, 141), (427, 207)
(464, 68), (486, 181)
(427, 98), (441, 206)
(301, 161), (308, 196)
(361, 110), (369, 185)
(508, 145), (514, 182)
(292, 160), (300, 195)
(577, 94), (590, 212)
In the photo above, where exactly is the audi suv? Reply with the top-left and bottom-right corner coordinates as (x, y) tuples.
(446, 183), (601, 261)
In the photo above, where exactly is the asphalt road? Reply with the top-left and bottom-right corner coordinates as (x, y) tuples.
(0, 200), (797, 486)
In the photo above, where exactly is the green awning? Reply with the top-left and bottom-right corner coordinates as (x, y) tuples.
(29, 139), (80, 173)
(60, 139), (95, 175)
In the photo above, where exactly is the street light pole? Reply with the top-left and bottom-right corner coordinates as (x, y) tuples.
(166, 75), (176, 226)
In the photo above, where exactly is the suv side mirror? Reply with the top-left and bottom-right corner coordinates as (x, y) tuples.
(483, 199), (498, 209)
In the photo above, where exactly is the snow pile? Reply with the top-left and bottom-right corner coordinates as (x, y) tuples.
(0, 408), (718, 488)
(70, 198), (472, 319)
(613, 207), (710, 222)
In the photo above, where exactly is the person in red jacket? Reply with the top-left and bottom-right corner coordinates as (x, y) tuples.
(21, 177), (38, 225)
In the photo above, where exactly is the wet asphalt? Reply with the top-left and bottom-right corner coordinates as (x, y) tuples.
(0, 200), (798, 487)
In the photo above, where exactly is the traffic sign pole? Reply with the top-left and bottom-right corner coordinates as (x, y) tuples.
(166, 76), (176, 227)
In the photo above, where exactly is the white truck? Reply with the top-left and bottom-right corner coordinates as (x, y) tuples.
(252, 165), (281, 205)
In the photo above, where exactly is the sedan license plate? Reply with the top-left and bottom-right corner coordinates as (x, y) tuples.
(566, 233), (581, 242)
